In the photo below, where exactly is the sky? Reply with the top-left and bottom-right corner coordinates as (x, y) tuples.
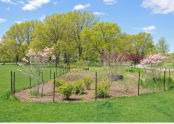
(0, 0), (174, 53)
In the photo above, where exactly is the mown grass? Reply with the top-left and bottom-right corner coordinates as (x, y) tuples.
(0, 65), (174, 122)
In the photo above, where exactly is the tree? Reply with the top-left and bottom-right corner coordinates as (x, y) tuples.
(1, 21), (36, 63)
(131, 32), (156, 57)
(156, 37), (169, 55)
(90, 22), (121, 65)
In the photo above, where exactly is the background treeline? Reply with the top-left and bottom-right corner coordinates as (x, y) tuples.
(0, 11), (170, 66)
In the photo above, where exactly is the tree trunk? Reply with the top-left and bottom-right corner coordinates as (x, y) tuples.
(16, 55), (19, 64)
(78, 46), (82, 60)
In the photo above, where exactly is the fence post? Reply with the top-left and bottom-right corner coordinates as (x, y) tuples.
(30, 77), (31, 88)
(50, 68), (51, 79)
(41, 72), (44, 97)
(11, 71), (13, 94)
(56, 66), (57, 76)
(95, 72), (97, 100)
(169, 69), (170, 78)
(138, 71), (140, 96)
(53, 72), (56, 102)
(13, 72), (15, 95)
(164, 71), (166, 91)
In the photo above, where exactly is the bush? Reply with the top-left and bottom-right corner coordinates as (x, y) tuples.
(72, 80), (85, 95)
(57, 83), (73, 99)
(97, 82), (111, 98)
(83, 77), (94, 90)
(53, 79), (66, 87)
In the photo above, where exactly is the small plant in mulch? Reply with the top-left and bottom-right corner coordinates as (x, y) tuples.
(57, 83), (74, 100)
(83, 77), (94, 90)
(72, 80), (85, 95)
(97, 81), (111, 98)
(29, 90), (42, 98)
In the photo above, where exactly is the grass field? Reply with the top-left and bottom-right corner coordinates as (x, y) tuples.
(0, 65), (174, 122)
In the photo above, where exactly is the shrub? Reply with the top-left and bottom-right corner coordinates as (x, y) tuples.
(97, 82), (111, 98)
(53, 79), (66, 87)
(72, 80), (85, 95)
(83, 77), (94, 90)
(57, 83), (73, 99)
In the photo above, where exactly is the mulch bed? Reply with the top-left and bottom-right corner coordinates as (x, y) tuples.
(15, 70), (158, 103)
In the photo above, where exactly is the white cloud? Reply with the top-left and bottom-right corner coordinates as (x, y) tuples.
(74, 4), (90, 10)
(142, 0), (174, 14)
(135, 25), (156, 33)
(93, 12), (105, 15)
(16, 21), (22, 24)
(22, 0), (50, 11)
(18, 0), (25, 4)
(0, 0), (15, 4)
(40, 15), (46, 22)
(142, 25), (156, 31)
(0, 18), (6, 23)
(104, 0), (117, 5)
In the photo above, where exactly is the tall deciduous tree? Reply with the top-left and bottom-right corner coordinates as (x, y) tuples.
(156, 37), (169, 55)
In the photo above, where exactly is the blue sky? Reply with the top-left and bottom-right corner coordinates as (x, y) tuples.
(0, 0), (174, 53)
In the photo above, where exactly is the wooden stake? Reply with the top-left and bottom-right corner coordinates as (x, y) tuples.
(13, 72), (15, 94)
(53, 72), (56, 102)
(164, 71), (166, 91)
(11, 71), (13, 94)
(138, 71), (140, 96)
(95, 72), (97, 100)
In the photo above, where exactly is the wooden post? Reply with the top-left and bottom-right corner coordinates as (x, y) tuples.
(30, 77), (31, 88)
(138, 71), (140, 96)
(60, 67), (61, 76)
(164, 71), (166, 91)
(169, 69), (170, 79)
(53, 72), (56, 102)
(56, 66), (57, 76)
(50, 68), (51, 79)
(95, 72), (97, 100)
(69, 64), (71, 71)
(41, 72), (44, 97)
(13, 72), (15, 94)
(11, 71), (13, 94)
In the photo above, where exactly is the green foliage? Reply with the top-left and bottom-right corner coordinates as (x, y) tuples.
(72, 80), (85, 95)
(83, 77), (94, 90)
(57, 83), (73, 99)
(140, 77), (174, 90)
(126, 68), (144, 73)
(53, 79), (66, 87)
(97, 82), (111, 98)
(29, 90), (42, 98)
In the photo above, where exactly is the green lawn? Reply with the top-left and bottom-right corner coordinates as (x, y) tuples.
(0, 65), (174, 122)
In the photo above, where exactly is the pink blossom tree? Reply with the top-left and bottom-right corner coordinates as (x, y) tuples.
(18, 47), (55, 93)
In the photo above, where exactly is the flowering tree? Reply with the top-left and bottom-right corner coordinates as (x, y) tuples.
(18, 47), (55, 93)
(140, 54), (166, 66)
(128, 54), (143, 65)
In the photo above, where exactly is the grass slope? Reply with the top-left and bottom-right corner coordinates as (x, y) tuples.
(0, 65), (174, 122)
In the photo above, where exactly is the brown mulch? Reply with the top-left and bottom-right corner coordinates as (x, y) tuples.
(15, 70), (156, 103)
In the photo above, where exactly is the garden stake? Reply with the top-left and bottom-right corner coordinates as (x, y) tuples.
(138, 71), (140, 96)
(56, 66), (57, 76)
(41, 72), (44, 97)
(30, 77), (31, 88)
(13, 72), (15, 94)
(50, 68), (51, 79)
(169, 69), (170, 79)
(53, 72), (55, 102)
(164, 71), (166, 91)
(95, 72), (97, 100)
(11, 71), (13, 94)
